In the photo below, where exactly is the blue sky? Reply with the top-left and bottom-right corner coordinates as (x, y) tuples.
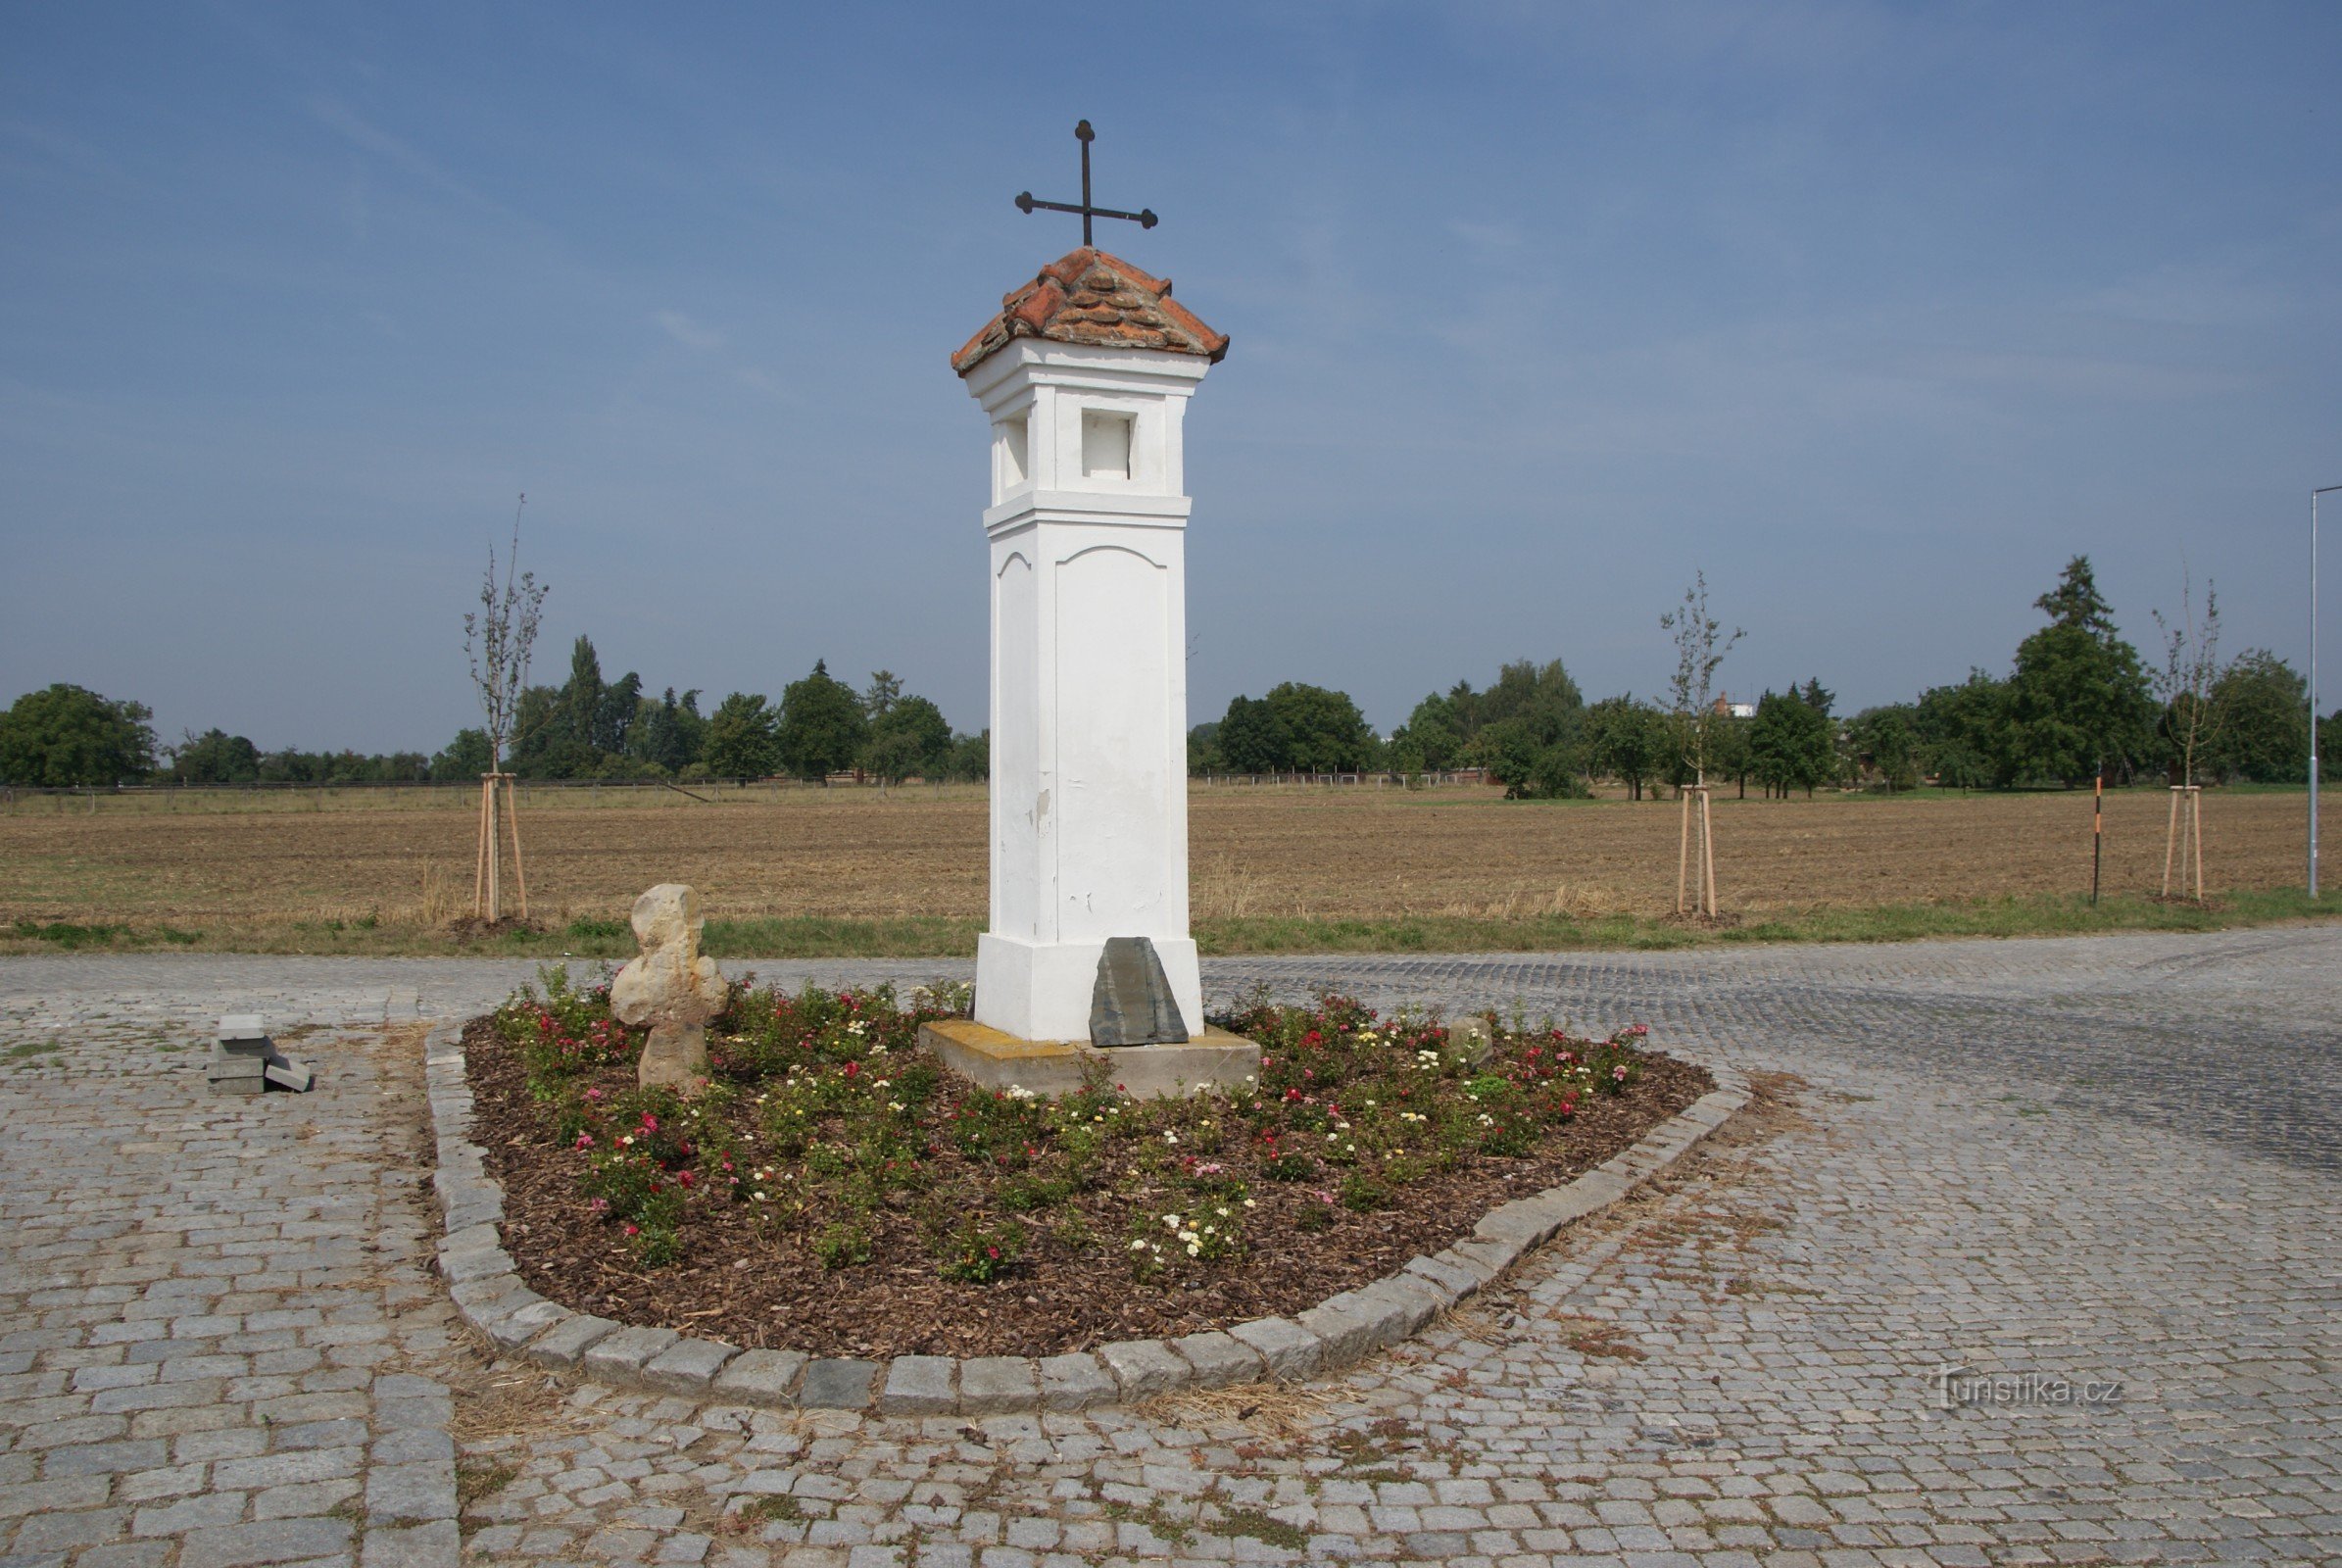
(4, 2), (2339, 751)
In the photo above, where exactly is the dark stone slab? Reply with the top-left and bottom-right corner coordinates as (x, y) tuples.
(1089, 937), (1190, 1048)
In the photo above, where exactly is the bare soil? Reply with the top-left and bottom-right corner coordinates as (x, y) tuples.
(0, 783), (2309, 938)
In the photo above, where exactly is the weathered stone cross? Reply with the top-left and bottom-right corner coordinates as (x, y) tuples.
(1014, 120), (1158, 249)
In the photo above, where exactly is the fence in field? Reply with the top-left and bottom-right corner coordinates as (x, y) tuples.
(0, 769), (1502, 815)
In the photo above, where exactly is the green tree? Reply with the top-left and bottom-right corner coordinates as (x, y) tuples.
(1914, 671), (2011, 789)
(1476, 660), (1586, 747)
(864, 694), (952, 782)
(2008, 556), (2156, 785)
(776, 660), (867, 779)
(1748, 687), (1834, 798)
(169, 728), (261, 784)
(508, 684), (573, 777)
(1217, 694), (1287, 774)
(1710, 708), (1754, 798)
(1585, 695), (1667, 800)
(1263, 682), (1372, 773)
(862, 670), (903, 721)
(1847, 705), (1921, 790)
(1187, 721), (1225, 775)
(945, 729), (990, 782)
(1390, 693), (1467, 773)
(0, 685), (158, 786)
(636, 688), (707, 776)
(594, 670), (642, 755)
(2205, 651), (2309, 784)
(703, 692), (780, 779)
(430, 728), (492, 782)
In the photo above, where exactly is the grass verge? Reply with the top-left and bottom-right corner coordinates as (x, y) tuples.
(0, 889), (2335, 958)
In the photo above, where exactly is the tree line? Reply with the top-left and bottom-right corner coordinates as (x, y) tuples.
(0, 637), (986, 788)
(1188, 558), (2332, 798)
(3, 557), (2332, 793)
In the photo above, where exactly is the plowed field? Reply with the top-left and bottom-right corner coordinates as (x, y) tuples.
(0, 783), (2308, 937)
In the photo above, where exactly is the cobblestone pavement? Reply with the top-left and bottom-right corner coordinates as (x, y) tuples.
(2, 928), (2337, 1567)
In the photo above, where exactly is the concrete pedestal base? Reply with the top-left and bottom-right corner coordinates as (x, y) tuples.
(972, 933), (1204, 1044)
(920, 1017), (1259, 1101)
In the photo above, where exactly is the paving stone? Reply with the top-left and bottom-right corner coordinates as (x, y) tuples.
(709, 1348), (805, 1403)
(640, 1338), (738, 1396)
(10, 931), (2342, 1568)
(177, 1517), (355, 1568)
(796, 1359), (877, 1410)
(956, 1357), (1039, 1414)
(1097, 1340), (1190, 1400)
(1227, 1316), (1327, 1379)
(877, 1357), (956, 1417)
(1168, 1332), (1265, 1386)
(523, 1314), (619, 1367)
(1035, 1353), (1116, 1411)
(581, 1325), (682, 1383)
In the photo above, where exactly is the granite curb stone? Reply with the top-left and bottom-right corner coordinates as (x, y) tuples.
(421, 1018), (1749, 1412)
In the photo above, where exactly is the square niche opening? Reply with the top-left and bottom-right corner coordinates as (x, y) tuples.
(1081, 409), (1134, 481)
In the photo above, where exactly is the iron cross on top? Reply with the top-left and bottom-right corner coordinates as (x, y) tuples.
(1014, 120), (1157, 248)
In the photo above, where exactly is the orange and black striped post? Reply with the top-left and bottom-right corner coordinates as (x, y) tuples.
(2091, 763), (2104, 906)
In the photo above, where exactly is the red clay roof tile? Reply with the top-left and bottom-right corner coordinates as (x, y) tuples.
(952, 247), (1228, 375)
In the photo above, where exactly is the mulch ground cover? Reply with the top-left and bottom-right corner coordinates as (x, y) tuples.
(462, 984), (1710, 1361)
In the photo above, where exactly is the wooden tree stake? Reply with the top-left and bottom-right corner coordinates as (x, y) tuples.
(1677, 784), (1718, 918)
(2162, 783), (2205, 902)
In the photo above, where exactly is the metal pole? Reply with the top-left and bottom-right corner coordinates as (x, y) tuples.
(2316, 486), (2340, 900)
(1078, 120), (1094, 248)
(2092, 762), (2102, 906)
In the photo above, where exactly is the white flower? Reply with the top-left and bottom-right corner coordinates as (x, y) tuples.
(888, 1102), (905, 1113)
(1215, 1206), (1230, 1218)
(1243, 1199), (1256, 1209)
(1163, 1131), (1179, 1146)
(1130, 1239), (1147, 1251)
(1006, 1085), (1037, 1101)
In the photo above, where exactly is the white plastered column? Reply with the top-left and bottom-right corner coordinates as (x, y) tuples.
(963, 340), (1210, 1041)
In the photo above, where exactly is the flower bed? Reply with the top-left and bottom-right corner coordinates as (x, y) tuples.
(464, 968), (1710, 1360)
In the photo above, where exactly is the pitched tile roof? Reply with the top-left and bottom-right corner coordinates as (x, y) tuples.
(951, 247), (1228, 375)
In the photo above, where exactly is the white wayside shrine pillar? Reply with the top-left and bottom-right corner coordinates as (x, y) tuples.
(951, 248), (1227, 1046)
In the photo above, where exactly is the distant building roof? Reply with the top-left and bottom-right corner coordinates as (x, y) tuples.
(952, 247), (1228, 375)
